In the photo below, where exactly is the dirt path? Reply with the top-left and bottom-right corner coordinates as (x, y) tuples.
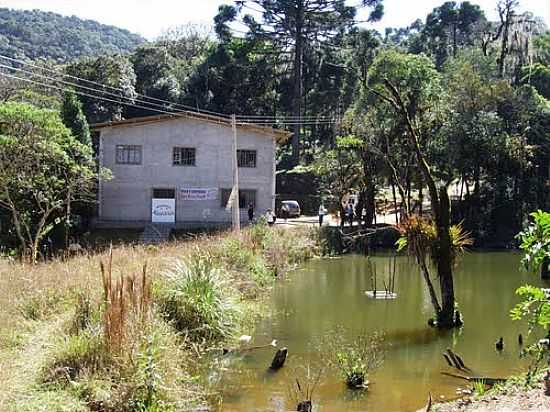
(0, 315), (73, 411)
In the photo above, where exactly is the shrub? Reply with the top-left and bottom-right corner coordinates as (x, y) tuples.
(512, 211), (550, 382)
(248, 218), (270, 250)
(157, 253), (239, 342)
(219, 237), (256, 270)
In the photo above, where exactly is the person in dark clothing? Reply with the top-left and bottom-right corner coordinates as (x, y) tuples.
(347, 201), (355, 226)
(248, 202), (254, 222)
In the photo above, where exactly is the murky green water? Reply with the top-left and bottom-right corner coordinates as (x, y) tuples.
(214, 252), (547, 412)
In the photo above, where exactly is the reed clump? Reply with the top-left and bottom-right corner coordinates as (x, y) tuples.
(100, 248), (152, 354)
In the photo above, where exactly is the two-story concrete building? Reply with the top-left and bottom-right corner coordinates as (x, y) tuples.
(92, 111), (290, 228)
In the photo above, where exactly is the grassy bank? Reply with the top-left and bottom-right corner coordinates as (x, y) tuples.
(0, 223), (319, 411)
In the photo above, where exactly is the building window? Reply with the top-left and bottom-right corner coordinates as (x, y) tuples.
(220, 188), (256, 209)
(173, 147), (196, 166)
(153, 188), (175, 199)
(237, 150), (257, 168)
(116, 145), (142, 165)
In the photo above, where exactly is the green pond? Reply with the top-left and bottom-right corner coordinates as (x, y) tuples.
(213, 252), (547, 412)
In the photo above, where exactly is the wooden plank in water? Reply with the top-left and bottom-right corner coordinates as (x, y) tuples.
(365, 290), (398, 299)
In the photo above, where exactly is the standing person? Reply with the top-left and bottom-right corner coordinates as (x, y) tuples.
(266, 209), (275, 226)
(347, 201), (354, 226)
(248, 202), (254, 222)
(281, 202), (289, 222)
(318, 204), (327, 227)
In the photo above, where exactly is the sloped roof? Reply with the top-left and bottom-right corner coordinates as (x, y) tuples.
(91, 111), (292, 142)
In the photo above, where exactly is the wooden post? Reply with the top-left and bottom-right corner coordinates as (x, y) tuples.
(231, 114), (240, 232)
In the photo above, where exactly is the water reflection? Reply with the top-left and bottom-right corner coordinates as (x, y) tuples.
(216, 252), (542, 412)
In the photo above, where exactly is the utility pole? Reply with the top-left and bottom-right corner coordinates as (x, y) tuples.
(231, 114), (240, 232)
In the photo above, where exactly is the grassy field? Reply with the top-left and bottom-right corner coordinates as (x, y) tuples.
(0, 223), (318, 412)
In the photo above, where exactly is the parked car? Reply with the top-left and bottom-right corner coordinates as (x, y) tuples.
(279, 200), (301, 218)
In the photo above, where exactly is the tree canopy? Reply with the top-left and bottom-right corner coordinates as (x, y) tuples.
(0, 8), (145, 64)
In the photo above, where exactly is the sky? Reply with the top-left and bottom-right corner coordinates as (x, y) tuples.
(0, 0), (548, 40)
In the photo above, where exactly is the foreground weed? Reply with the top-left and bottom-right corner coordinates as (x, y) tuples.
(17, 288), (68, 320)
(44, 326), (107, 384)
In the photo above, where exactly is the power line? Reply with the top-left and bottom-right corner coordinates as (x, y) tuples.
(0, 54), (332, 123)
(0, 54), (229, 119)
(0, 71), (339, 127)
(0, 71), (179, 117)
(0, 62), (187, 117)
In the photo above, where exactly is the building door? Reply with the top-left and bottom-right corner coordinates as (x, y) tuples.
(151, 188), (176, 223)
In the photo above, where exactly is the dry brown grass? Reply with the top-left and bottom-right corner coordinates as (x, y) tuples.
(0, 225), (318, 411)
(0, 237), (217, 408)
(100, 248), (152, 354)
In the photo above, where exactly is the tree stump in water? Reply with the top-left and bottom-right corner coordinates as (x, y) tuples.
(346, 372), (366, 389)
(296, 400), (312, 412)
(270, 347), (288, 370)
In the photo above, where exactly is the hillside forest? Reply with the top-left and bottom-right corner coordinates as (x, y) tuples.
(0, 0), (549, 255)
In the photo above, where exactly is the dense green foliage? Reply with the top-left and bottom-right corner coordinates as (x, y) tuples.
(0, 102), (97, 261)
(61, 90), (91, 146)
(517, 210), (550, 274)
(0, 8), (145, 63)
(0, 0), (548, 255)
(512, 210), (550, 380)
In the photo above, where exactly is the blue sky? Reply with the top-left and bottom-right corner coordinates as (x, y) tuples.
(0, 0), (548, 39)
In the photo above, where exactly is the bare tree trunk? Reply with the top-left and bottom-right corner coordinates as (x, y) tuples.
(2, 191), (27, 257)
(291, 1), (304, 163)
(435, 187), (455, 327)
(418, 178), (424, 216)
(30, 209), (53, 264)
(391, 180), (398, 225)
(365, 179), (376, 227)
(416, 247), (442, 315)
(382, 79), (457, 328)
(65, 188), (71, 249)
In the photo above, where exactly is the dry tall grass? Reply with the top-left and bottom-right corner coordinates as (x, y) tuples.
(100, 247), (152, 354)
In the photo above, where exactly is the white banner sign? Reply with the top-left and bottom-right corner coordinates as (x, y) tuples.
(180, 188), (218, 201)
(151, 199), (176, 223)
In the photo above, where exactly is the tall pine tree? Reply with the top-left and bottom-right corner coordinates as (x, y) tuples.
(215, 0), (384, 163)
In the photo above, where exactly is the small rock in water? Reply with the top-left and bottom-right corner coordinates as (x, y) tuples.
(239, 335), (252, 344)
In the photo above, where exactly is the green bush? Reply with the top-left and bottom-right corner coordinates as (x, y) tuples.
(157, 254), (239, 342)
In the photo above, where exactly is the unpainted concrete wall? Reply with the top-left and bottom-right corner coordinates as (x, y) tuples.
(98, 117), (276, 223)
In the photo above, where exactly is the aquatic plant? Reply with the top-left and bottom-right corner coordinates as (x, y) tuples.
(324, 329), (385, 389)
(288, 364), (323, 412)
(472, 379), (487, 396)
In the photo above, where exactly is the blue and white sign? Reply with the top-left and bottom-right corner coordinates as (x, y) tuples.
(151, 199), (176, 223)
